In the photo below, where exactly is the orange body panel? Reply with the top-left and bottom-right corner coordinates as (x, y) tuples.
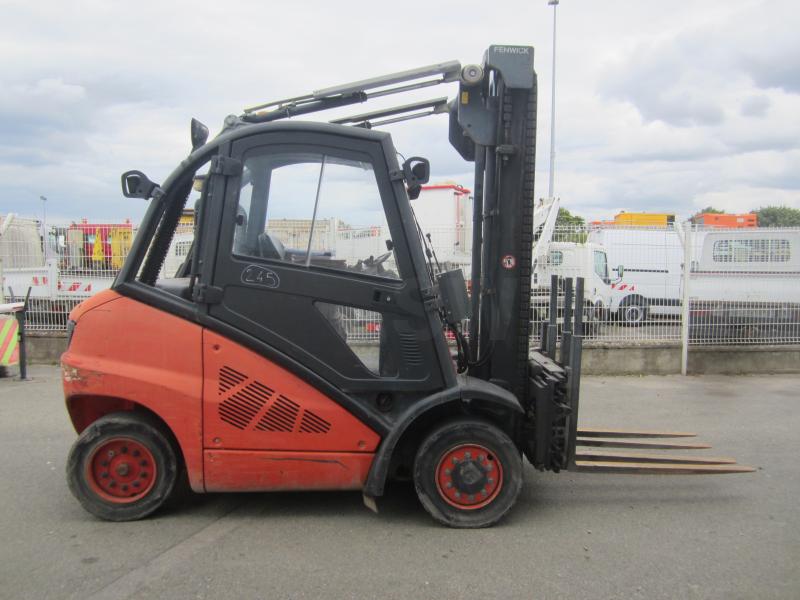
(204, 450), (374, 492)
(63, 292), (380, 494)
(62, 293), (205, 490)
(202, 329), (379, 453)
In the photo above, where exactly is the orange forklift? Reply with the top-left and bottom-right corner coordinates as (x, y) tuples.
(62, 45), (751, 528)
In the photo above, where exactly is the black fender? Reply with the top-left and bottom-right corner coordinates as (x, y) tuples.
(363, 376), (524, 497)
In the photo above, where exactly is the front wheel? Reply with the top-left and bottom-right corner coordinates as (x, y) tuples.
(67, 412), (179, 521)
(413, 418), (522, 528)
(618, 296), (648, 326)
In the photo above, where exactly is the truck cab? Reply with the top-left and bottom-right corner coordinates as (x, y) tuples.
(533, 241), (614, 323)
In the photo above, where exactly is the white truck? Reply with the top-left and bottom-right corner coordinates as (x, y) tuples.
(688, 229), (800, 341)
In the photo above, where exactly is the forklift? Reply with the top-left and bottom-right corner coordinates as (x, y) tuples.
(62, 45), (752, 528)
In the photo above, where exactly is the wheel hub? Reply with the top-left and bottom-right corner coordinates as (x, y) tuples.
(435, 444), (503, 510)
(86, 438), (157, 503)
(626, 305), (643, 322)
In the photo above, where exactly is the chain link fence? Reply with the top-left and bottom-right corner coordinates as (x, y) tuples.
(2, 213), (798, 348)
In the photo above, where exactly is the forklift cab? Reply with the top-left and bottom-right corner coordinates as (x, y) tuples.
(134, 122), (455, 396)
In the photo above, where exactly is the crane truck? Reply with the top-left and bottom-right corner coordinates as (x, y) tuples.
(61, 45), (752, 528)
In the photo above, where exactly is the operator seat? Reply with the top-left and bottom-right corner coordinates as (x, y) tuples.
(257, 232), (286, 261)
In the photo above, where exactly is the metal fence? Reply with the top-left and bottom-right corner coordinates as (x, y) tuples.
(1, 213), (798, 350)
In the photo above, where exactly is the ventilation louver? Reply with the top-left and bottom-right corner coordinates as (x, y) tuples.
(217, 367), (331, 434)
(299, 410), (332, 434)
(398, 332), (423, 366)
(255, 395), (300, 432)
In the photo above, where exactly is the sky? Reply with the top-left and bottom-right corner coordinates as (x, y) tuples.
(1, 0), (798, 225)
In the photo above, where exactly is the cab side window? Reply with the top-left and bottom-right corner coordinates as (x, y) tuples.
(234, 151), (400, 279)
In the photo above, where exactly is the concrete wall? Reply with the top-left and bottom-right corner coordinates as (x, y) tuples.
(687, 344), (800, 375)
(27, 334), (67, 365)
(20, 334), (800, 376)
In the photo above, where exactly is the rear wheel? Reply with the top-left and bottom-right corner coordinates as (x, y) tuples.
(413, 418), (522, 528)
(67, 412), (179, 521)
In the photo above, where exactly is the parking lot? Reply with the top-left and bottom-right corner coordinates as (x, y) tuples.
(1, 366), (798, 599)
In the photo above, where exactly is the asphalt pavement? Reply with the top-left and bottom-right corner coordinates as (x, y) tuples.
(0, 366), (797, 600)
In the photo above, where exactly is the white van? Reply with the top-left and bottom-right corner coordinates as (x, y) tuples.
(587, 226), (688, 324)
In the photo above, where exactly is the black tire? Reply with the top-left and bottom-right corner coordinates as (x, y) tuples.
(66, 412), (179, 521)
(618, 296), (648, 326)
(413, 418), (523, 528)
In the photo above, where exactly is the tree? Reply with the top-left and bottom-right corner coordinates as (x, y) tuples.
(555, 207), (585, 227)
(554, 207), (587, 242)
(754, 206), (800, 227)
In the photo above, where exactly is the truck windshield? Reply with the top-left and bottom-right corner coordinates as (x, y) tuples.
(594, 250), (608, 280)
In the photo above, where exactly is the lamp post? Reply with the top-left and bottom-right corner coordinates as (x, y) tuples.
(547, 0), (559, 200)
(39, 195), (48, 258)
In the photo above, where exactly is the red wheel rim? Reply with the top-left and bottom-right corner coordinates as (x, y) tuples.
(86, 438), (158, 503)
(435, 444), (503, 510)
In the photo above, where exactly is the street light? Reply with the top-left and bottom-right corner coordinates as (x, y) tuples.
(39, 195), (48, 258)
(547, 0), (559, 200)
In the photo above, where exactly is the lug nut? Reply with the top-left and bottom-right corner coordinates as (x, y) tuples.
(445, 468), (451, 475)
(121, 484), (129, 492)
(464, 451), (472, 459)
(140, 460), (147, 467)
(446, 482), (453, 488)
(488, 477), (494, 484)
(100, 472), (109, 479)
(132, 481), (140, 488)
(109, 481), (116, 488)
(132, 450), (140, 457)
(107, 451), (115, 458)
(454, 492), (461, 499)
(101, 460), (109, 467)
(140, 472), (148, 479)
(121, 446), (128, 454)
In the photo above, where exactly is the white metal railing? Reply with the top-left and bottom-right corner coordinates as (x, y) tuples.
(2, 215), (798, 349)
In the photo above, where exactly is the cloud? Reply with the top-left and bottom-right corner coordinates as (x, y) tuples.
(0, 0), (798, 228)
(740, 95), (770, 117)
(598, 2), (798, 128)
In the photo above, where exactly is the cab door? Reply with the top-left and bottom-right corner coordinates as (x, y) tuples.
(202, 128), (447, 450)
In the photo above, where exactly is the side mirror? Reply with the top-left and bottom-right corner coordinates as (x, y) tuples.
(617, 265), (624, 278)
(402, 156), (430, 200)
(121, 170), (160, 199)
(191, 118), (209, 151)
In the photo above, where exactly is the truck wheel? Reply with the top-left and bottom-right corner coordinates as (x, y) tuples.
(67, 412), (179, 521)
(413, 418), (522, 528)
(618, 297), (648, 326)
